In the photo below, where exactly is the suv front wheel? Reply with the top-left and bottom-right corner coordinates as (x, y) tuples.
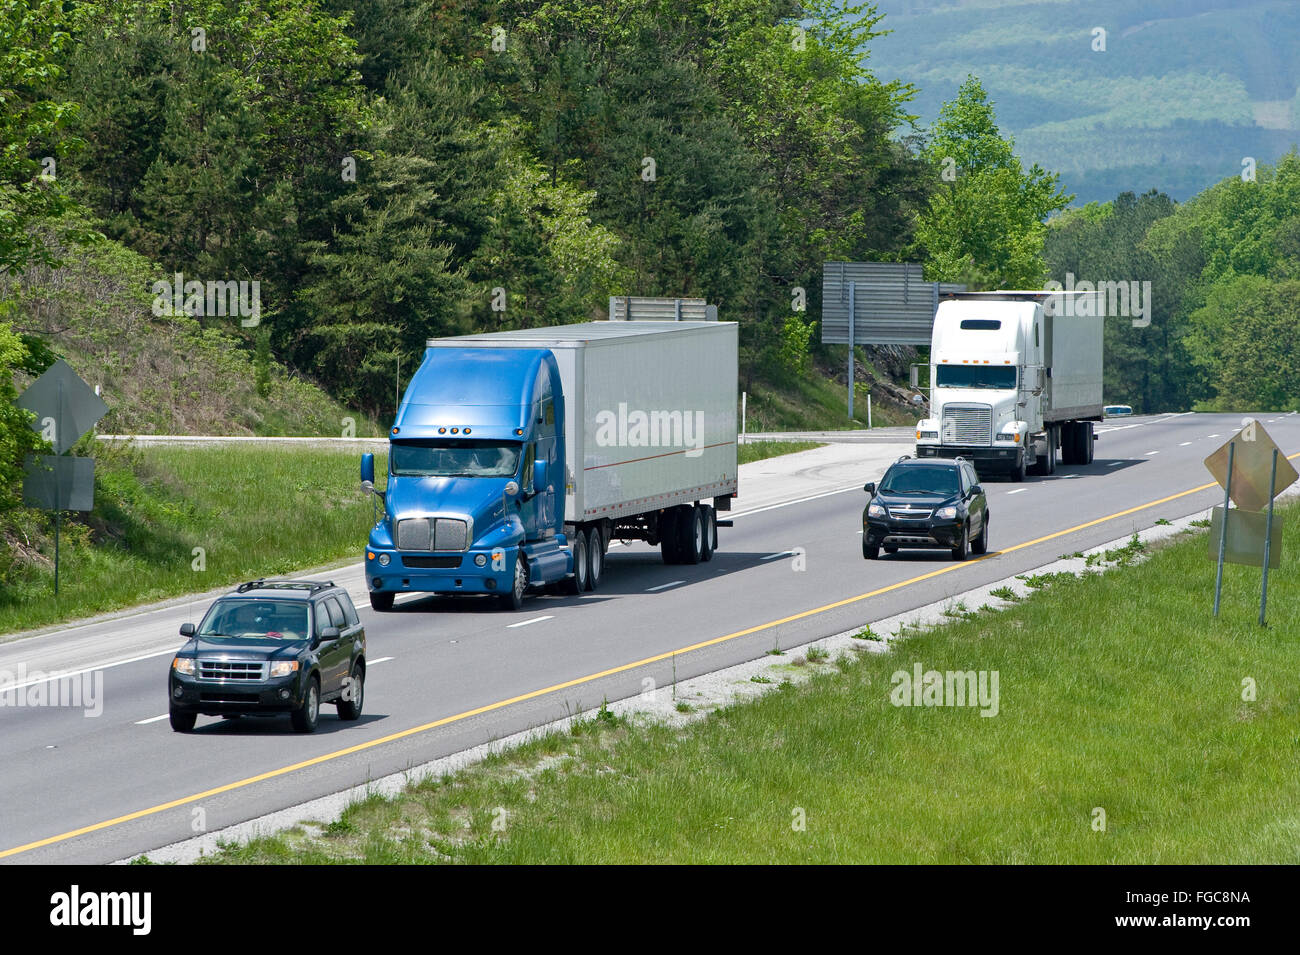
(951, 522), (969, 561)
(291, 676), (320, 733)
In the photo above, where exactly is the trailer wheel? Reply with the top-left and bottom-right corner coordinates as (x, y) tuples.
(585, 526), (604, 591)
(1083, 422), (1094, 464)
(660, 508), (681, 564)
(1061, 422), (1079, 465)
(700, 506), (715, 562)
(565, 528), (589, 595)
(678, 505), (704, 565)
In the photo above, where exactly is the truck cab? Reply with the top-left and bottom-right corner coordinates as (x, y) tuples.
(361, 347), (571, 611)
(915, 299), (1045, 479)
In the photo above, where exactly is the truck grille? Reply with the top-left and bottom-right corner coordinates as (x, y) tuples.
(402, 555), (462, 569)
(198, 659), (267, 682)
(396, 517), (471, 552)
(941, 404), (993, 445)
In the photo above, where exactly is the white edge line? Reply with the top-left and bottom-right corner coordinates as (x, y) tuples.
(135, 714), (170, 725)
(645, 581), (685, 592)
(368, 657), (394, 665)
(0, 644), (183, 693)
(1006, 488), (1026, 494)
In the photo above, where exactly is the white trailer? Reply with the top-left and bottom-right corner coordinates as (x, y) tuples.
(431, 320), (739, 568)
(913, 292), (1104, 480)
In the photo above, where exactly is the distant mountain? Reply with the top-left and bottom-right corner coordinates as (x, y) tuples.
(863, 0), (1300, 203)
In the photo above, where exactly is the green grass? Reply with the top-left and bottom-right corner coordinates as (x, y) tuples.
(202, 503), (1300, 864)
(737, 441), (823, 465)
(0, 444), (381, 635)
(744, 361), (917, 432)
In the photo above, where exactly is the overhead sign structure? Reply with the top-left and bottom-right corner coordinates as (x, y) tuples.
(1204, 419), (1295, 625)
(821, 262), (965, 419)
(16, 359), (109, 595)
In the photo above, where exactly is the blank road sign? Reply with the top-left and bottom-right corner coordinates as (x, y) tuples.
(1203, 421), (1298, 512)
(1207, 506), (1282, 568)
(22, 455), (96, 512)
(15, 359), (109, 455)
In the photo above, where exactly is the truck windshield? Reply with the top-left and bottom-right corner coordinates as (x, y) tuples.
(935, 365), (1017, 389)
(879, 467), (960, 497)
(199, 600), (309, 640)
(391, 440), (521, 478)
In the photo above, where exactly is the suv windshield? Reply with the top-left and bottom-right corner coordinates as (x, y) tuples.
(199, 599), (310, 640)
(391, 439), (521, 478)
(935, 365), (1017, 389)
(879, 466), (960, 497)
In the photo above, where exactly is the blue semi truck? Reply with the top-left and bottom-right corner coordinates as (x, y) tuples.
(360, 313), (738, 611)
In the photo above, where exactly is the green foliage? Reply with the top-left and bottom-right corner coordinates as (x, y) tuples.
(914, 76), (1071, 287)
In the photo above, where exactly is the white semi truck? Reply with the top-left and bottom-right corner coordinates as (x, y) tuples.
(912, 291), (1104, 481)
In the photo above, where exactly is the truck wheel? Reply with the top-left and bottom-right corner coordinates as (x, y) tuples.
(972, 513), (988, 554)
(169, 708), (196, 733)
(863, 540), (879, 560)
(565, 528), (589, 595)
(952, 522), (969, 561)
(1083, 422), (1094, 464)
(700, 506), (715, 562)
(369, 591), (394, 612)
(336, 663), (364, 721)
(501, 553), (529, 610)
(1010, 452), (1026, 483)
(290, 676), (320, 733)
(1061, 422), (1078, 465)
(679, 505), (704, 565)
(659, 508), (680, 564)
(584, 526), (603, 591)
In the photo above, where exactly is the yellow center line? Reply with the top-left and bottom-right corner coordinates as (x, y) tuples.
(5, 456), (1296, 860)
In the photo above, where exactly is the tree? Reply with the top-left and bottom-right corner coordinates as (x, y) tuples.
(914, 76), (1070, 288)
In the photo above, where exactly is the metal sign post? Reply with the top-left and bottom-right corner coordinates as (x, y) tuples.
(847, 281), (855, 420)
(1212, 441), (1233, 617)
(1260, 449), (1278, 625)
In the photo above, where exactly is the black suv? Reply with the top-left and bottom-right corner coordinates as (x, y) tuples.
(169, 579), (367, 733)
(862, 456), (988, 561)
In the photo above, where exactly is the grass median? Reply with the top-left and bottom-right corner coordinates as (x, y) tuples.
(202, 505), (1300, 864)
(0, 444), (381, 636)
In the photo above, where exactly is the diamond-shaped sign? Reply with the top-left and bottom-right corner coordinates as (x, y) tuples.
(16, 359), (109, 455)
(1203, 420), (1298, 512)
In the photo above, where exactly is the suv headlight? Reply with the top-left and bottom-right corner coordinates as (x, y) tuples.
(935, 505), (958, 519)
(172, 657), (195, 675)
(868, 503), (886, 518)
(270, 661), (300, 678)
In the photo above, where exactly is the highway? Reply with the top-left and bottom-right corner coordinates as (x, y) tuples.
(2, 412), (1296, 863)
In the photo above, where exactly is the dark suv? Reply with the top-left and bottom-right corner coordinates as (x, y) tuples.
(169, 579), (366, 733)
(862, 456), (988, 561)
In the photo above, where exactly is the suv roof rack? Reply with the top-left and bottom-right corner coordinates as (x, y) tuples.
(235, 579), (335, 595)
(895, 454), (912, 463)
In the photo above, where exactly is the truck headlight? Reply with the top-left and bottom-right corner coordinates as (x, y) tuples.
(918, 431), (939, 440)
(377, 553), (390, 566)
(474, 554), (488, 567)
(270, 661), (299, 678)
(868, 503), (886, 518)
(935, 506), (958, 519)
(172, 657), (195, 675)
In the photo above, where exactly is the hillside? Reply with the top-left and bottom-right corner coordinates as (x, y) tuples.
(866, 0), (1300, 203)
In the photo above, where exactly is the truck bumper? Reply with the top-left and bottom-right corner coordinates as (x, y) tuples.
(916, 444), (1022, 472)
(366, 547), (515, 596)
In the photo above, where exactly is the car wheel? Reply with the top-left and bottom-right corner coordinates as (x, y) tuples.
(863, 540), (879, 560)
(952, 522), (969, 561)
(369, 591), (394, 612)
(501, 553), (529, 610)
(565, 528), (589, 595)
(972, 513), (988, 555)
(290, 677), (320, 733)
(336, 664), (364, 721)
(169, 708), (196, 733)
(585, 525), (604, 592)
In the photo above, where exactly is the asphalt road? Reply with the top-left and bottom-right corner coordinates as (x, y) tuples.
(3, 412), (1297, 863)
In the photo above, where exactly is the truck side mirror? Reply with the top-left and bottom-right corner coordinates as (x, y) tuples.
(361, 453), (375, 485)
(909, 365), (920, 389)
(533, 459), (548, 495)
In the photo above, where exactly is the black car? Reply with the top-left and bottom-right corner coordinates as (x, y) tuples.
(862, 456), (988, 561)
(169, 579), (367, 733)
